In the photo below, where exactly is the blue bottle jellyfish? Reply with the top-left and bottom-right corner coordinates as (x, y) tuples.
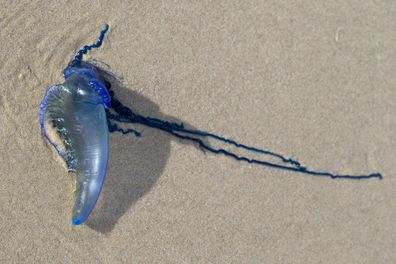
(39, 24), (382, 225)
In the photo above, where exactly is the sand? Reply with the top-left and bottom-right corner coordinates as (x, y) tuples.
(1, 1), (396, 263)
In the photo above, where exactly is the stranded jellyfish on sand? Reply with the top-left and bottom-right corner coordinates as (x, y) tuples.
(39, 24), (382, 225)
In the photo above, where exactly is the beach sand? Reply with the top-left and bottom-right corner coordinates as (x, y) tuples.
(1, 1), (395, 263)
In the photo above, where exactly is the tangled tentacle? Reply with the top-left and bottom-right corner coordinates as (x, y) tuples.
(106, 88), (382, 181)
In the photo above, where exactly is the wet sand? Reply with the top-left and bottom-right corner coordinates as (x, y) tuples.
(1, 1), (395, 263)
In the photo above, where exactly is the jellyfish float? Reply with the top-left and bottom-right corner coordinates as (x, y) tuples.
(39, 24), (382, 225)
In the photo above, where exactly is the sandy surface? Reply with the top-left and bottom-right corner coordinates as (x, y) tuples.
(1, 1), (396, 263)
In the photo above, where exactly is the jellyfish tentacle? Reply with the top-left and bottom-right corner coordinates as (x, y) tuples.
(108, 112), (382, 180)
(162, 125), (302, 168)
(107, 91), (382, 180)
(107, 97), (304, 169)
(107, 114), (141, 137)
(158, 130), (382, 180)
(69, 24), (109, 67)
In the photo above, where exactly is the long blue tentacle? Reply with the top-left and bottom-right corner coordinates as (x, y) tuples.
(106, 90), (382, 180)
(107, 112), (304, 169)
(109, 113), (303, 168)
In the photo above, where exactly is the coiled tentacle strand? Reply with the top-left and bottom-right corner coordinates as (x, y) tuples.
(69, 24), (109, 67)
(107, 118), (141, 137)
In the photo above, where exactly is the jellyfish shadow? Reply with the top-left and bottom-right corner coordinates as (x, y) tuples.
(86, 75), (205, 233)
